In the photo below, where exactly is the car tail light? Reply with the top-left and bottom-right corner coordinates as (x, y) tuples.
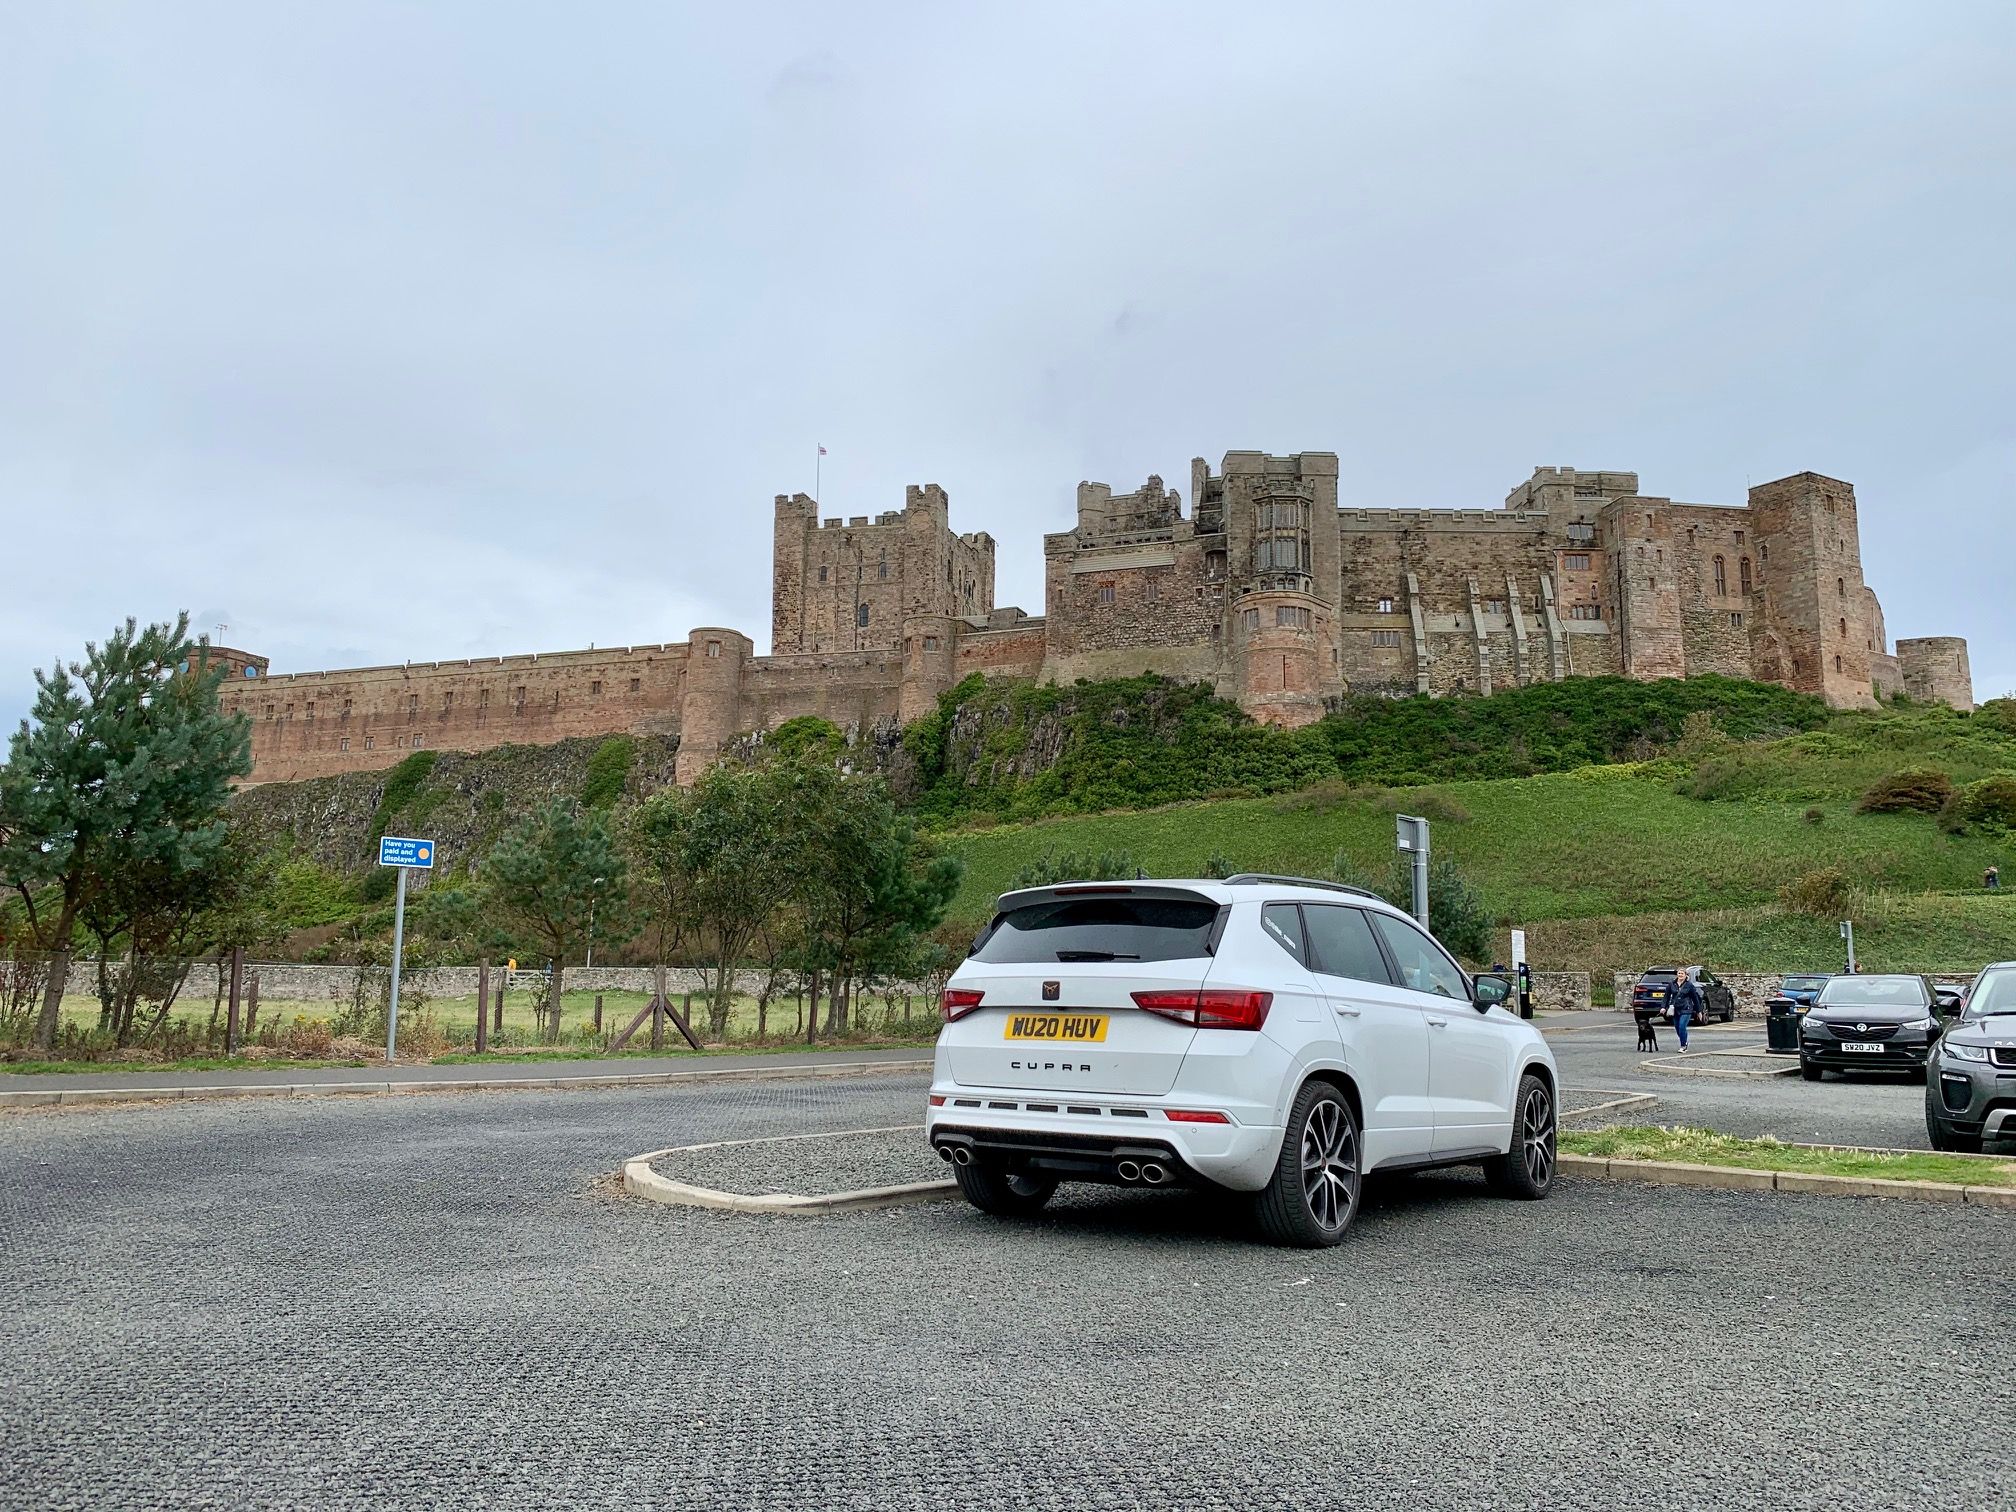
(1165, 1109), (1232, 1124)
(928, 1095), (946, 1107)
(1130, 988), (1272, 1030)
(940, 988), (985, 1023)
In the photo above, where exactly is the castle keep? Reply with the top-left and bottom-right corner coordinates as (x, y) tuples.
(227, 452), (1973, 785)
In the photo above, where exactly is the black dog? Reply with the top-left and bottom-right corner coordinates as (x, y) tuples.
(1634, 1012), (1660, 1053)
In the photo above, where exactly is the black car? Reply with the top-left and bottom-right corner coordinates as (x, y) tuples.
(1798, 974), (1941, 1082)
(1926, 962), (2016, 1152)
(1631, 967), (1737, 1025)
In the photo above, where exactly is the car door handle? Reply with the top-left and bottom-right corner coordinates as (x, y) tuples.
(1426, 1017), (1448, 1028)
(1334, 1006), (1362, 1018)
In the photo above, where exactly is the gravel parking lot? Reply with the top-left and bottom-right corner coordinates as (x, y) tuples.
(4, 1070), (2012, 1511)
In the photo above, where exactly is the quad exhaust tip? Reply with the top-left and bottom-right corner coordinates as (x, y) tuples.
(947, 1146), (974, 1167)
(1115, 1160), (1141, 1183)
(1140, 1161), (1168, 1186)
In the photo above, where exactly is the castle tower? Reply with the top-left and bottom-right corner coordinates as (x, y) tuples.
(675, 628), (751, 784)
(899, 612), (962, 724)
(1599, 496), (1686, 680)
(1747, 473), (1876, 709)
(1896, 637), (1974, 710)
(1216, 451), (1344, 712)
(771, 492), (819, 653)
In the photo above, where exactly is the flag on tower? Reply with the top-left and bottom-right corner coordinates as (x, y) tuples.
(818, 445), (827, 455)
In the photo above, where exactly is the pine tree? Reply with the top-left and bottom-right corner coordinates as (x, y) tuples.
(0, 617), (252, 1050)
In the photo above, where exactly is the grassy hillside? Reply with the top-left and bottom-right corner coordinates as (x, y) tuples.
(936, 768), (2016, 971)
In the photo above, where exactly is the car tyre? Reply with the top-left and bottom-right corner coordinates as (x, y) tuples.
(1800, 1063), (1823, 1081)
(1483, 1072), (1557, 1200)
(1925, 1116), (1981, 1154)
(1251, 1081), (1360, 1248)
(952, 1162), (1056, 1217)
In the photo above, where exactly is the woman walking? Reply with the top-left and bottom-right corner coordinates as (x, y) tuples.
(1671, 966), (1704, 1053)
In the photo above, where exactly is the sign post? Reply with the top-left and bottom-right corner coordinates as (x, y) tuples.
(1395, 815), (1431, 930)
(377, 836), (436, 1062)
(1840, 919), (1857, 975)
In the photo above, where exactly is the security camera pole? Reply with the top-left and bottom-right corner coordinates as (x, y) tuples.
(1395, 815), (1431, 930)
(1839, 919), (1857, 974)
(377, 835), (437, 1061)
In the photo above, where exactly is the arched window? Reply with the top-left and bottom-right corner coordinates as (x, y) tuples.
(1837, 577), (1845, 598)
(1739, 558), (1752, 594)
(1713, 556), (1727, 595)
(856, 603), (870, 628)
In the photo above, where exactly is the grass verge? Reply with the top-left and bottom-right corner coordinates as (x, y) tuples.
(1561, 1125), (2016, 1187)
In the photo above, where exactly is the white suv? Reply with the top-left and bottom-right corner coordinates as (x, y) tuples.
(927, 875), (1560, 1247)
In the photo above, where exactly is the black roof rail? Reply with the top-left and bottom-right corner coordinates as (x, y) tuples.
(1220, 873), (1383, 901)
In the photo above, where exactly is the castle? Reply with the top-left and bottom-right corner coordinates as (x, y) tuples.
(225, 452), (1974, 786)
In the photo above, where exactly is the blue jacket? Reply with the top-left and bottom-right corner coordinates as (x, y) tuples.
(1672, 978), (1705, 1017)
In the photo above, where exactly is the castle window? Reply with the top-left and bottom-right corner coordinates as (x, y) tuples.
(513, 685), (527, 704)
(1254, 499), (1310, 574)
(1840, 618), (1848, 638)
(1761, 543), (1769, 561)
(1371, 630), (1402, 648)
(855, 603), (869, 628)
(394, 736), (405, 749)
(284, 702), (293, 718)
(1739, 558), (1752, 594)
(1205, 550), (1226, 580)
(1734, 530), (1745, 546)
(407, 694), (419, 713)
(629, 677), (640, 693)
(1835, 654), (1843, 672)
(1241, 608), (1261, 631)
(1730, 612), (1745, 628)
(339, 737), (350, 753)
(1562, 553), (1590, 572)
(264, 703), (274, 720)
(1098, 583), (1115, 605)
(1569, 604), (1603, 621)
(1378, 597), (1394, 614)
(590, 680), (603, 696)
(412, 735), (424, 749)
(1567, 523), (1595, 544)
(342, 698), (353, 717)
(1713, 556), (1727, 595)
(1210, 623), (1221, 642)
(1484, 599), (1506, 615)
(878, 552), (888, 580)
(1573, 484), (1600, 498)
(705, 641), (722, 658)
(1648, 578), (1655, 591)
(244, 665), (258, 678)
(364, 736), (375, 750)
(923, 635), (940, 652)
(1145, 577), (1159, 604)
(305, 701), (314, 720)
(1837, 577), (1846, 598)
(478, 688), (490, 708)
(1275, 606), (1311, 629)
(818, 565), (828, 583)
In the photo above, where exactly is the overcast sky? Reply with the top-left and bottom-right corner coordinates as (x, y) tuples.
(4, 1), (2012, 732)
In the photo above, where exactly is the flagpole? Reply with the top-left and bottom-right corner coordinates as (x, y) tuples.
(815, 445), (822, 506)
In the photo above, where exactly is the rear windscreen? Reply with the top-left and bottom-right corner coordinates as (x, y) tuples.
(971, 896), (1222, 964)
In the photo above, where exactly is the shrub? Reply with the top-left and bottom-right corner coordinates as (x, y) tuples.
(1201, 850), (1237, 879)
(1941, 774), (2016, 833)
(1781, 867), (1852, 919)
(370, 750), (440, 839)
(1975, 698), (2016, 736)
(278, 1015), (334, 1057)
(581, 736), (635, 810)
(1801, 806), (1826, 826)
(1007, 849), (1141, 889)
(1855, 768), (1953, 815)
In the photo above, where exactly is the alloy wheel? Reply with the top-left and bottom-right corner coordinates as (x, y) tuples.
(1521, 1084), (1556, 1187)
(1300, 1099), (1359, 1231)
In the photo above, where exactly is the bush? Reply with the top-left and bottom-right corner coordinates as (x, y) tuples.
(1802, 806), (1826, 826)
(370, 750), (440, 839)
(581, 736), (635, 810)
(1328, 851), (1493, 964)
(1942, 774), (2016, 833)
(1007, 849), (1141, 889)
(1201, 850), (1237, 879)
(1855, 768), (1954, 815)
(1781, 867), (1852, 919)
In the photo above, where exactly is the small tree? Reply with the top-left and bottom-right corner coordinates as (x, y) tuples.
(482, 799), (632, 1038)
(0, 617), (251, 1050)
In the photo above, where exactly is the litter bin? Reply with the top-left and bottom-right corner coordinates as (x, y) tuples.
(1764, 995), (1800, 1055)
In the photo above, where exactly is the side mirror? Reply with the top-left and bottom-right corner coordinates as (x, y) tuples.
(1473, 975), (1511, 1013)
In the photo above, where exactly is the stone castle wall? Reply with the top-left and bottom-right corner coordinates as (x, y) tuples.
(233, 451), (1973, 785)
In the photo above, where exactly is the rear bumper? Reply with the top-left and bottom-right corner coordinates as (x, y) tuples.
(925, 1092), (1283, 1192)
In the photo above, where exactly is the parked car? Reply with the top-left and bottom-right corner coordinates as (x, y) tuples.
(1777, 974), (1833, 1013)
(927, 875), (1561, 1248)
(1933, 982), (1968, 1016)
(1798, 974), (1941, 1082)
(1925, 962), (2016, 1152)
(1631, 967), (1737, 1024)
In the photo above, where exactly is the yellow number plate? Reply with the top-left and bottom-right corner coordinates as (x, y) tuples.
(1004, 1014), (1109, 1044)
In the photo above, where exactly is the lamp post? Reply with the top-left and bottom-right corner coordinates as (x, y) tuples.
(586, 876), (606, 969)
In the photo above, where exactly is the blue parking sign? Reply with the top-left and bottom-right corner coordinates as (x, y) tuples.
(378, 836), (436, 869)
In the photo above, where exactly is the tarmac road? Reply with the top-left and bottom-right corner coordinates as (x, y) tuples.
(3, 1067), (2010, 1511)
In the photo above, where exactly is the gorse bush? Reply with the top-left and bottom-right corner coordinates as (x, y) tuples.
(1942, 774), (2016, 834)
(1780, 866), (1852, 919)
(371, 750), (440, 839)
(581, 736), (635, 810)
(1856, 768), (1954, 815)
(1006, 849), (1141, 889)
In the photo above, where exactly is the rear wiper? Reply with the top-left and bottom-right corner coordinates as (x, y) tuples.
(1054, 950), (1139, 962)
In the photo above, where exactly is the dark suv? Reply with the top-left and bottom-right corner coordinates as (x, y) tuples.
(1632, 967), (1737, 1024)
(1798, 974), (1941, 1082)
(1926, 962), (2016, 1152)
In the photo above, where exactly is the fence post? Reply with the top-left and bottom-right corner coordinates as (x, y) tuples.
(225, 947), (244, 1054)
(246, 973), (260, 1038)
(475, 962), (490, 1054)
(493, 976), (505, 1036)
(593, 994), (604, 1034)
